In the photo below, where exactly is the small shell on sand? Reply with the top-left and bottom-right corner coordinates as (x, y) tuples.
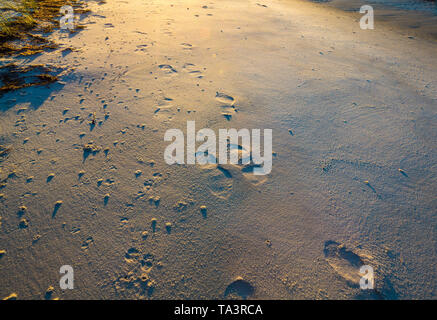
(200, 205), (207, 213)
(55, 200), (63, 206)
(141, 231), (149, 239)
(0, 249), (6, 257)
(19, 205), (27, 212)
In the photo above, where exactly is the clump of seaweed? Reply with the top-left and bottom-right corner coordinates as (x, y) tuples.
(0, 0), (89, 57)
(0, 63), (60, 96)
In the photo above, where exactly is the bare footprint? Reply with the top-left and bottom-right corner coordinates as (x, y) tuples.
(197, 139), (268, 199)
(158, 64), (177, 74)
(215, 92), (235, 105)
(81, 237), (94, 251)
(215, 92), (237, 119)
(323, 240), (365, 286)
(182, 63), (202, 78)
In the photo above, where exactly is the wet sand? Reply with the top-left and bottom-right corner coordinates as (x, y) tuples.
(0, 0), (436, 299)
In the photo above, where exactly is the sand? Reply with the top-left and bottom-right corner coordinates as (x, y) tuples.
(0, 0), (436, 299)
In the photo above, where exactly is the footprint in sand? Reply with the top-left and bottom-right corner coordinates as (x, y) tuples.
(215, 92), (237, 120)
(81, 237), (94, 250)
(153, 105), (175, 121)
(223, 142), (269, 186)
(224, 277), (255, 299)
(158, 64), (177, 74)
(125, 247), (141, 263)
(182, 63), (203, 78)
(180, 43), (193, 50)
(215, 92), (235, 105)
(323, 240), (366, 287)
(198, 139), (269, 199)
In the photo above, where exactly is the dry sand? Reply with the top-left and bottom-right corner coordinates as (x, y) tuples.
(0, 0), (436, 299)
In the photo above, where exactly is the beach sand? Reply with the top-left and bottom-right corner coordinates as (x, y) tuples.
(0, 0), (436, 299)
